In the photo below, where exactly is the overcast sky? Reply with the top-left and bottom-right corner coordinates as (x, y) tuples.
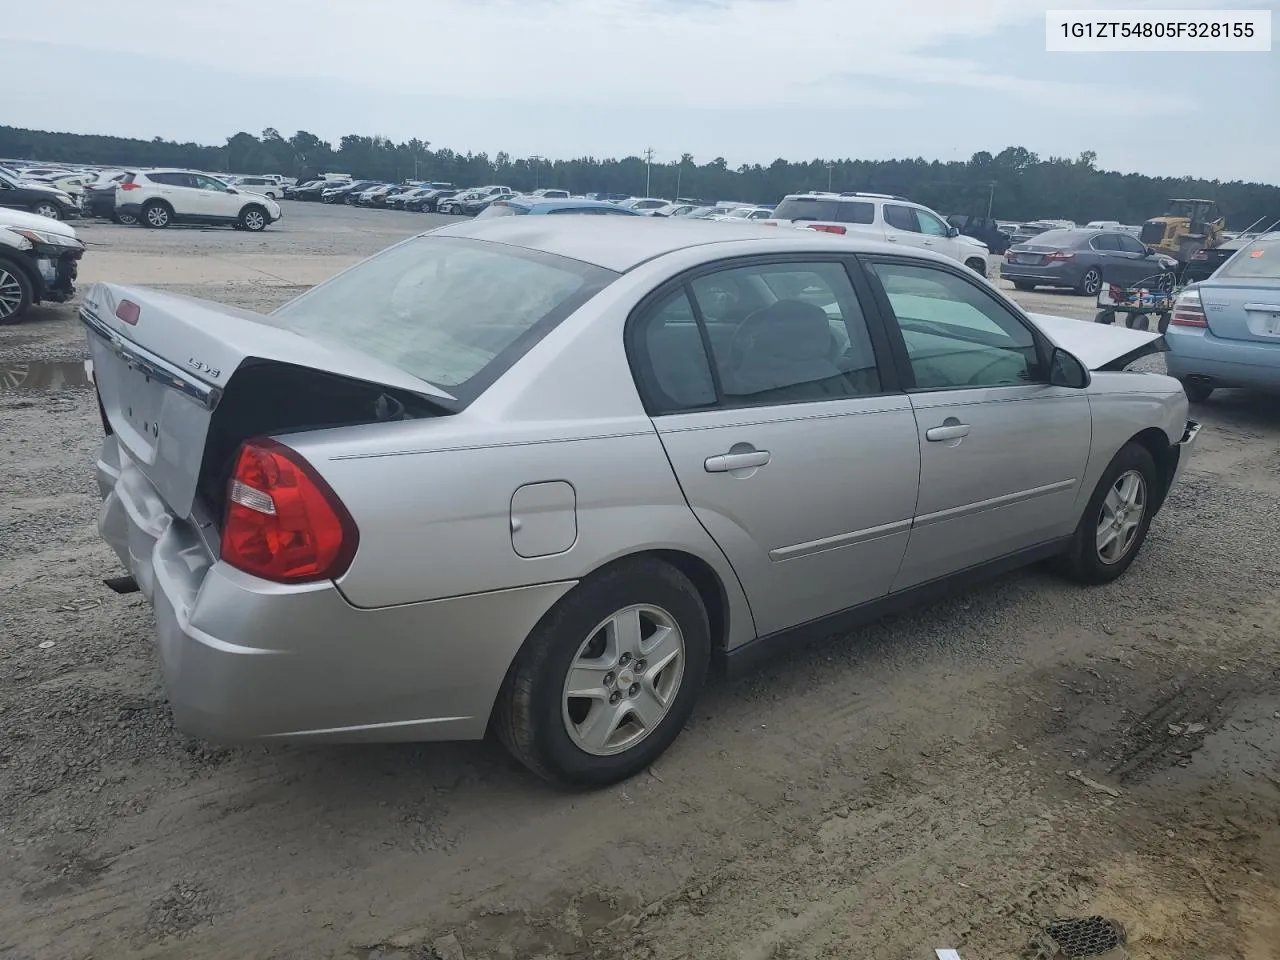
(6, 0), (1277, 183)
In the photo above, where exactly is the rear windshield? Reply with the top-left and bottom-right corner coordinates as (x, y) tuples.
(1217, 238), (1280, 279)
(772, 198), (874, 224)
(475, 202), (524, 219)
(1017, 229), (1082, 247)
(270, 237), (616, 402)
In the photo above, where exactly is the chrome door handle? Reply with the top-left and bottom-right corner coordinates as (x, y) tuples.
(926, 423), (970, 442)
(886, 236), (899, 241)
(705, 450), (771, 472)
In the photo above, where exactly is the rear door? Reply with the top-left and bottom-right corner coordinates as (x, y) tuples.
(1198, 237), (1280, 342)
(630, 255), (920, 637)
(882, 204), (934, 254)
(860, 257), (1092, 589)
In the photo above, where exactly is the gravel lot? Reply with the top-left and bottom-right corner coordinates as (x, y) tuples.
(2, 202), (1279, 960)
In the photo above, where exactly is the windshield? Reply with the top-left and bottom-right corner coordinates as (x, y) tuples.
(1216, 237), (1280, 280)
(270, 236), (616, 399)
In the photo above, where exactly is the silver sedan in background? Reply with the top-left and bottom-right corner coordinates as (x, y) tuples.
(83, 218), (1199, 786)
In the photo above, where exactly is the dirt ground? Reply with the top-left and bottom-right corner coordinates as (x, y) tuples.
(2, 204), (1278, 960)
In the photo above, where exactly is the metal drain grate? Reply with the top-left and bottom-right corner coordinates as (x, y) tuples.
(1028, 916), (1126, 959)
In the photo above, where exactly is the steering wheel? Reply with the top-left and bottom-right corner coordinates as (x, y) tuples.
(729, 307), (777, 364)
(965, 354), (1024, 387)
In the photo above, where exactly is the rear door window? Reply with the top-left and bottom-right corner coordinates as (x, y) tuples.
(1091, 233), (1121, 251)
(836, 202), (874, 224)
(883, 204), (920, 232)
(269, 236), (617, 402)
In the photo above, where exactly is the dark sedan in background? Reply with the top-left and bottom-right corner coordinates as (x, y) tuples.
(1000, 228), (1177, 295)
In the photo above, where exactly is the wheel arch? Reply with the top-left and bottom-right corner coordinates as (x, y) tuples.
(1127, 426), (1178, 513)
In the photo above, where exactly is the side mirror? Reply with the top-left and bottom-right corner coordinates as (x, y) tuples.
(1049, 347), (1090, 389)
(946, 225), (960, 238)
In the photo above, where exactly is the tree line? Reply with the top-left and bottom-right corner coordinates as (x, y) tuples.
(3, 125), (1278, 229)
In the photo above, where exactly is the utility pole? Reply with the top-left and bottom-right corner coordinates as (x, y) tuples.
(826, 162), (835, 192)
(644, 147), (655, 197)
(987, 181), (996, 218)
(529, 155), (544, 189)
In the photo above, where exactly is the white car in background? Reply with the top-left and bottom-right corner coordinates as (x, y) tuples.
(115, 169), (282, 231)
(228, 176), (284, 199)
(764, 192), (991, 276)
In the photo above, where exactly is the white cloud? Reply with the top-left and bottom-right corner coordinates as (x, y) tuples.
(15, 0), (1222, 109)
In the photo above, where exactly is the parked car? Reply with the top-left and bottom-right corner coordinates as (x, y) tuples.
(586, 192), (630, 203)
(116, 170), (283, 231)
(320, 180), (378, 204)
(437, 190), (483, 215)
(288, 180), (335, 201)
(1009, 222), (1058, 244)
(31, 173), (97, 197)
(527, 189), (571, 199)
(1165, 232), (1280, 402)
(0, 172), (80, 221)
(83, 217), (1197, 786)
(1000, 228), (1178, 296)
(948, 215), (1012, 254)
(363, 184), (415, 208)
(228, 176), (283, 200)
(619, 197), (670, 214)
(475, 197), (645, 218)
(764, 192), (991, 276)
(1181, 236), (1253, 284)
(460, 187), (517, 215)
(649, 203), (699, 218)
(711, 206), (775, 222)
(81, 172), (129, 220)
(416, 188), (460, 213)
(0, 207), (85, 323)
(386, 187), (434, 209)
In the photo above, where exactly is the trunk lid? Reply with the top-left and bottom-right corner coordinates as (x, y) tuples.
(81, 282), (453, 518)
(1007, 243), (1064, 266)
(1026, 311), (1164, 370)
(1198, 278), (1280, 343)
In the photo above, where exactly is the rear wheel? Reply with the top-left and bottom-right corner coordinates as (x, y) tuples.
(31, 202), (61, 220)
(1181, 378), (1214, 403)
(239, 205), (268, 232)
(1076, 267), (1102, 297)
(494, 557), (710, 786)
(0, 257), (34, 323)
(1124, 312), (1149, 330)
(1013, 281), (1036, 291)
(1054, 442), (1157, 584)
(143, 201), (172, 228)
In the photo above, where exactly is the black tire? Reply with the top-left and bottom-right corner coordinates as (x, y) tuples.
(494, 556), (711, 786)
(1181, 378), (1214, 403)
(142, 201), (172, 228)
(965, 258), (988, 277)
(1094, 309), (1116, 325)
(1054, 442), (1158, 585)
(0, 256), (35, 324)
(31, 202), (61, 221)
(1013, 281), (1036, 291)
(1124, 312), (1149, 330)
(239, 205), (268, 232)
(1076, 267), (1102, 297)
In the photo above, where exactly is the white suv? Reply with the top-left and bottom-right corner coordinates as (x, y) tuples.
(764, 192), (991, 275)
(116, 170), (283, 231)
(228, 176), (283, 199)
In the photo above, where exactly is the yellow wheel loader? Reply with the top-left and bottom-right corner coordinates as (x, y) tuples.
(1139, 199), (1226, 273)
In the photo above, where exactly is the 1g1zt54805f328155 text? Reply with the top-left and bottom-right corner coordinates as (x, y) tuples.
(1046, 9), (1271, 51)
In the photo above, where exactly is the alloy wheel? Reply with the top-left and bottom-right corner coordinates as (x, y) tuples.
(244, 209), (265, 231)
(1082, 269), (1102, 296)
(0, 267), (25, 319)
(33, 203), (60, 220)
(146, 205), (170, 227)
(561, 604), (686, 757)
(1096, 469), (1147, 564)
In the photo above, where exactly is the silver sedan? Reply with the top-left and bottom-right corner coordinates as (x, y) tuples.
(83, 218), (1200, 785)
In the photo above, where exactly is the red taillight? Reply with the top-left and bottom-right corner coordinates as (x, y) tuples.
(1170, 304), (1208, 327)
(1005, 249), (1017, 261)
(1046, 251), (1074, 262)
(120, 182), (141, 191)
(115, 300), (139, 325)
(220, 439), (358, 583)
(807, 224), (846, 235)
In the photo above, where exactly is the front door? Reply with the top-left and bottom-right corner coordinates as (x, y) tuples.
(859, 258), (1093, 590)
(190, 174), (238, 219)
(629, 257), (920, 637)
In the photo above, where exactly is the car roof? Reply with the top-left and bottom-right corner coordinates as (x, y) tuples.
(430, 215), (927, 272)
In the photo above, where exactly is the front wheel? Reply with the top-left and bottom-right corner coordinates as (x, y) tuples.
(1013, 280), (1036, 291)
(239, 206), (268, 232)
(32, 202), (61, 221)
(494, 557), (711, 786)
(0, 257), (35, 323)
(1054, 442), (1158, 585)
(965, 257), (988, 277)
